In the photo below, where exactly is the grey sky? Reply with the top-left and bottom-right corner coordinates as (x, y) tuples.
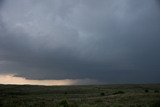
(0, 0), (160, 84)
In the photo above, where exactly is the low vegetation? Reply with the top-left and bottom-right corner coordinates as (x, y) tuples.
(0, 84), (160, 107)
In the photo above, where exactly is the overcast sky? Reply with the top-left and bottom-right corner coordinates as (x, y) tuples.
(0, 0), (160, 84)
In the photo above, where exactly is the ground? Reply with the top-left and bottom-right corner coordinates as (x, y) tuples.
(0, 84), (160, 107)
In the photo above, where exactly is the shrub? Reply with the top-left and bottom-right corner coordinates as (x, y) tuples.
(100, 92), (105, 96)
(59, 99), (69, 107)
(154, 90), (159, 93)
(113, 91), (125, 95)
(145, 89), (149, 93)
(64, 91), (68, 95)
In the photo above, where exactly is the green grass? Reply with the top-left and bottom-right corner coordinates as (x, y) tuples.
(0, 84), (160, 107)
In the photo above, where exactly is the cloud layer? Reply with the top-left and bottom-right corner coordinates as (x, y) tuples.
(0, 74), (98, 85)
(0, 0), (160, 84)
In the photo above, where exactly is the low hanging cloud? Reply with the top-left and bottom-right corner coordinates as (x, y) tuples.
(0, 74), (99, 85)
(0, 0), (160, 84)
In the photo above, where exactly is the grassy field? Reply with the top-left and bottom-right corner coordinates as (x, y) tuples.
(0, 84), (160, 107)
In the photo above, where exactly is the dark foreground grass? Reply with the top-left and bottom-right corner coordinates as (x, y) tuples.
(0, 84), (160, 107)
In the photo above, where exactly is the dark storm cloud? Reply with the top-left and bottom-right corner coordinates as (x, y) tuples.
(0, 0), (4, 5)
(0, 0), (160, 83)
